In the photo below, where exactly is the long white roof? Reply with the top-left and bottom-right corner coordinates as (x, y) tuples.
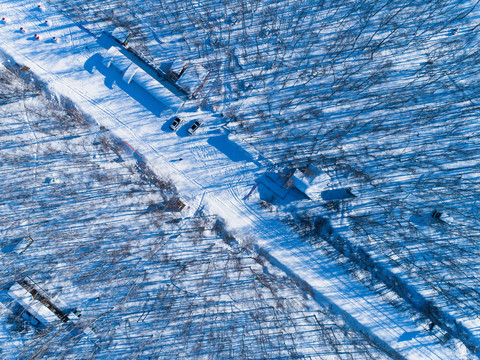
(109, 48), (132, 73)
(101, 46), (118, 68)
(102, 47), (182, 110)
(102, 46), (132, 73)
(122, 62), (139, 84)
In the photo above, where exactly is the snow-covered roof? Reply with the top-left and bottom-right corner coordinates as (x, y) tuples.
(290, 164), (330, 200)
(102, 46), (132, 73)
(109, 49), (133, 73)
(101, 47), (117, 68)
(13, 237), (33, 254)
(130, 67), (182, 110)
(8, 283), (58, 325)
(170, 59), (188, 76)
(67, 312), (96, 338)
(122, 62), (139, 84)
(177, 63), (209, 95)
(101, 47), (182, 109)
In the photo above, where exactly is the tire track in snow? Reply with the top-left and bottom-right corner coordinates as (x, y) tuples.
(21, 86), (40, 240)
(14, 53), (204, 191)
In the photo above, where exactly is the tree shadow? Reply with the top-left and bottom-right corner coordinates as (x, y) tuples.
(1, 238), (21, 254)
(398, 331), (421, 342)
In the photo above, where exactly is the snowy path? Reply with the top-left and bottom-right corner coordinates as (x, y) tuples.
(0, 1), (462, 359)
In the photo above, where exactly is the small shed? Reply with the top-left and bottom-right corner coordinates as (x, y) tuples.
(287, 164), (330, 200)
(177, 62), (209, 97)
(14, 236), (34, 254)
(166, 198), (186, 212)
(8, 283), (58, 325)
(67, 311), (97, 338)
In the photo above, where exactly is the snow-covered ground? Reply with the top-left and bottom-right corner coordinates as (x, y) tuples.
(0, 0), (478, 359)
(0, 57), (395, 359)
(55, 0), (480, 355)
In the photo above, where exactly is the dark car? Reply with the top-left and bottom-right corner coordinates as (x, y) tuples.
(169, 117), (183, 131)
(187, 120), (202, 135)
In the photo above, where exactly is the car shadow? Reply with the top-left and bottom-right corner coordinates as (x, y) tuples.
(161, 117), (177, 132)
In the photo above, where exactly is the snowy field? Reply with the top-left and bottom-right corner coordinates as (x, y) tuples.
(0, 60), (396, 359)
(46, 0), (480, 355)
(0, 0), (479, 358)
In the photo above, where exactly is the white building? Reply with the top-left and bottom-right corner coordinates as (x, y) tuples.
(102, 46), (131, 73)
(288, 164), (330, 200)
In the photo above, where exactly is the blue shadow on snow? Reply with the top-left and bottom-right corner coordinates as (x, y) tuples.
(84, 53), (168, 118)
(321, 188), (356, 201)
(207, 134), (254, 162)
(398, 331), (421, 342)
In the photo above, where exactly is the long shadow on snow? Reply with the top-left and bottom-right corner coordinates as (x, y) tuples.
(207, 134), (254, 162)
(84, 53), (168, 118)
(321, 188), (356, 200)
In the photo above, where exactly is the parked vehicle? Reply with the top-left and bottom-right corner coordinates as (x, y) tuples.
(187, 120), (202, 135)
(169, 117), (183, 131)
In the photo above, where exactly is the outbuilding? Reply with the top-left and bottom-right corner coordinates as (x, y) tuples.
(8, 282), (58, 325)
(168, 60), (209, 98)
(287, 164), (330, 200)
